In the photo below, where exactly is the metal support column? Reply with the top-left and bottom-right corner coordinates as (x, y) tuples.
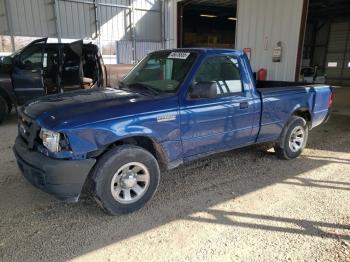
(4, 0), (15, 51)
(93, 0), (100, 44)
(131, 0), (137, 63)
(161, 0), (165, 49)
(54, 0), (62, 43)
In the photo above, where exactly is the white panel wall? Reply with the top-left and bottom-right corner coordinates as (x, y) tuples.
(236, 0), (304, 81)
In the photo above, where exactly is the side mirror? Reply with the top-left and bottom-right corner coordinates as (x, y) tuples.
(188, 81), (217, 99)
(0, 56), (13, 65)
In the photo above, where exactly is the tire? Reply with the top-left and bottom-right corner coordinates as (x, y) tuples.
(0, 96), (9, 124)
(274, 116), (309, 160)
(92, 145), (160, 215)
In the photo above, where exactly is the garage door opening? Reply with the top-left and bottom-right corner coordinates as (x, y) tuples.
(301, 0), (350, 85)
(177, 0), (237, 48)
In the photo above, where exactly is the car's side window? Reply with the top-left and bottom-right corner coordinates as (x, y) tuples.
(194, 56), (243, 97)
(17, 43), (44, 70)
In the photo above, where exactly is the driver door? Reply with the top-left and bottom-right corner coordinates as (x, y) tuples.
(61, 40), (83, 91)
(11, 38), (47, 104)
(180, 55), (256, 158)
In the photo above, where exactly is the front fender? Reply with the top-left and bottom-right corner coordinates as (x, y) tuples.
(66, 126), (157, 155)
(64, 113), (181, 158)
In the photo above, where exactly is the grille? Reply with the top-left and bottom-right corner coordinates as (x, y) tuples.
(17, 109), (40, 149)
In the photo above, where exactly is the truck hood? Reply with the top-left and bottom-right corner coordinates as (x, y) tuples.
(22, 88), (169, 130)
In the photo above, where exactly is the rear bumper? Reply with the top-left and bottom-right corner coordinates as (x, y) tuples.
(13, 136), (96, 202)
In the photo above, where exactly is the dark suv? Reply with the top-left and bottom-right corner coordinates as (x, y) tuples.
(0, 38), (107, 123)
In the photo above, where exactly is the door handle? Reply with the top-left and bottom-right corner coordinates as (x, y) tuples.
(239, 101), (249, 109)
(31, 69), (39, 73)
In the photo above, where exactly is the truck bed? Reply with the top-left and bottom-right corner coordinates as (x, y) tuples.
(256, 80), (318, 90)
(255, 80), (332, 143)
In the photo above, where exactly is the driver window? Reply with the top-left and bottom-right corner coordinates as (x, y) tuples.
(17, 44), (44, 70)
(194, 56), (243, 97)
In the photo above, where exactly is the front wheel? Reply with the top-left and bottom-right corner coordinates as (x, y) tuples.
(92, 145), (160, 215)
(274, 116), (309, 160)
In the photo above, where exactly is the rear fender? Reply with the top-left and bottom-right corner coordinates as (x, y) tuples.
(284, 102), (310, 123)
(291, 107), (312, 124)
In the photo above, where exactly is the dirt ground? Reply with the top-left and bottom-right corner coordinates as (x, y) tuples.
(0, 87), (350, 262)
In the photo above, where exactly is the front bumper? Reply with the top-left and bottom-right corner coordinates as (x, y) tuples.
(13, 136), (96, 202)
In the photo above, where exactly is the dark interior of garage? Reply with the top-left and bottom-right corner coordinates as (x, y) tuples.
(302, 0), (350, 85)
(178, 0), (237, 48)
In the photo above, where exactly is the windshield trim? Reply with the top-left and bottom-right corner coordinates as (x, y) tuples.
(118, 81), (160, 96)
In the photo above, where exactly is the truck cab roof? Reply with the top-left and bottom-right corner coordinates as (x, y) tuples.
(155, 48), (244, 56)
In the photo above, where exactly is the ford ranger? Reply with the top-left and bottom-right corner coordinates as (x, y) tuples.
(13, 48), (334, 215)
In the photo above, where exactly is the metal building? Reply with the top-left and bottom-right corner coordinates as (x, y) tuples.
(173, 0), (305, 81)
(1, 0), (349, 83)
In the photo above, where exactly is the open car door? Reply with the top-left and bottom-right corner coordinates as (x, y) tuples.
(11, 38), (48, 104)
(61, 40), (83, 91)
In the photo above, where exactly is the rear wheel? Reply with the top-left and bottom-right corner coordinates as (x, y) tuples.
(92, 145), (160, 215)
(0, 96), (9, 124)
(274, 116), (309, 160)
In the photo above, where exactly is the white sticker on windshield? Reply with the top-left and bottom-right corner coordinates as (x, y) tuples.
(168, 52), (190, 60)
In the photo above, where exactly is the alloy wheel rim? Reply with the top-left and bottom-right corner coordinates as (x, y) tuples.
(288, 126), (305, 152)
(110, 162), (150, 204)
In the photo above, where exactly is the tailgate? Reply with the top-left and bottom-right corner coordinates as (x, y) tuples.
(310, 85), (333, 128)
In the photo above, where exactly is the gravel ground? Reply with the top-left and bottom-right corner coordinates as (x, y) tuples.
(0, 88), (350, 262)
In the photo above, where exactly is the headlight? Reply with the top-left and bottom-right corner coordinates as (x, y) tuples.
(39, 128), (61, 152)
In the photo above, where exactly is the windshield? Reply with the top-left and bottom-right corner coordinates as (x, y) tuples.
(121, 51), (197, 94)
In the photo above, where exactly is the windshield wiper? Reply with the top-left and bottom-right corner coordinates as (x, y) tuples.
(120, 82), (160, 96)
(118, 81), (135, 93)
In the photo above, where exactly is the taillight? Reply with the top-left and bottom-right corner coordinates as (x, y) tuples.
(328, 92), (335, 108)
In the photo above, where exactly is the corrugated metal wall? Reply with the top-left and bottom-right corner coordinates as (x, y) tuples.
(0, 0), (162, 39)
(310, 22), (330, 69)
(57, 0), (96, 39)
(0, 0), (163, 63)
(236, 0), (304, 81)
(0, 1), (8, 33)
(0, 0), (57, 37)
(326, 21), (350, 86)
(116, 40), (162, 63)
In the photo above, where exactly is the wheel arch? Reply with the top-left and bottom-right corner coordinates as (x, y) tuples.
(96, 135), (169, 171)
(291, 107), (312, 128)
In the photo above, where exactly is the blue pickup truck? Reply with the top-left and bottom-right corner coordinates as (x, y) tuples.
(13, 48), (334, 215)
